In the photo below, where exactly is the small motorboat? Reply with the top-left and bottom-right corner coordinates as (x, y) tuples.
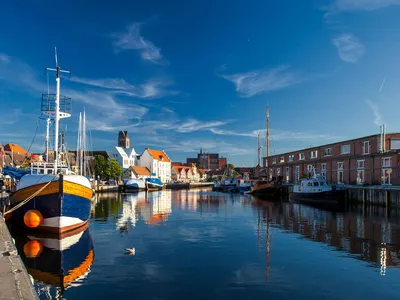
(145, 177), (163, 191)
(124, 177), (146, 192)
(290, 171), (345, 204)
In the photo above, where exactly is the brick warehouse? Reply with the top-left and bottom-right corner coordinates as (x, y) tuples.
(263, 129), (400, 186)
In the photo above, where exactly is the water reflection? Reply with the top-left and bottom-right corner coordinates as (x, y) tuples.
(251, 199), (400, 273)
(13, 226), (94, 299)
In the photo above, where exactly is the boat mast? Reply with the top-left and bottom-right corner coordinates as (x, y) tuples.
(77, 112), (82, 175)
(83, 110), (86, 177)
(45, 117), (50, 162)
(257, 133), (261, 167)
(45, 47), (71, 173)
(265, 106), (270, 173)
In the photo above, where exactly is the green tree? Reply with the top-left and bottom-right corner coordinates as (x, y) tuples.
(93, 155), (108, 179)
(109, 158), (123, 180)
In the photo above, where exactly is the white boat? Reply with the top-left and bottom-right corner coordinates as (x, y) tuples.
(9, 48), (93, 235)
(291, 170), (345, 204)
(124, 178), (146, 191)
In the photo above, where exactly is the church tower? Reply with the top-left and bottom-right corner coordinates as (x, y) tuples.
(118, 131), (130, 148)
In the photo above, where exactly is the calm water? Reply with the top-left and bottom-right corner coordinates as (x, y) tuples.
(13, 189), (400, 299)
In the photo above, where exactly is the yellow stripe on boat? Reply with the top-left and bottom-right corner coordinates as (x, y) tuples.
(12, 180), (93, 203)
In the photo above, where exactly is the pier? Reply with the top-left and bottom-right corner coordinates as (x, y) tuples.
(344, 185), (400, 207)
(0, 216), (37, 300)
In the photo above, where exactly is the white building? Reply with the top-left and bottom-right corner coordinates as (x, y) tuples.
(139, 148), (171, 183)
(111, 146), (139, 171)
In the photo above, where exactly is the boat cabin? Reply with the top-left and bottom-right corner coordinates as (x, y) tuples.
(293, 175), (331, 193)
(30, 161), (75, 175)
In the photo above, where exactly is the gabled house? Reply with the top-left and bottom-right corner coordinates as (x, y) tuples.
(123, 166), (152, 179)
(139, 148), (171, 183)
(112, 146), (138, 171)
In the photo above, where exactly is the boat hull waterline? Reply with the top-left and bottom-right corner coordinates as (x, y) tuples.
(290, 190), (345, 204)
(10, 174), (93, 234)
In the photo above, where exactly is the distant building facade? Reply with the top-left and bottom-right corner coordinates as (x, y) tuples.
(186, 148), (227, 170)
(263, 131), (400, 186)
(171, 163), (206, 182)
(140, 148), (171, 183)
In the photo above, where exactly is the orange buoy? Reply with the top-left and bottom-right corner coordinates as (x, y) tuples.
(23, 240), (43, 258)
(23, 209), (43, 228)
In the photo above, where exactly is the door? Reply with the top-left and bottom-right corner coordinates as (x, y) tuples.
(337, 170), (344, 184)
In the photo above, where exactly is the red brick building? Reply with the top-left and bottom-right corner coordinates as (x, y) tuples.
(263, 133), (400, 186)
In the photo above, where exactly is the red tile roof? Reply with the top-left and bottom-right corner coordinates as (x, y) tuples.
(4, 144), (28, 155)
(131, 166), (151, 176)
(146, 149), (171, 162)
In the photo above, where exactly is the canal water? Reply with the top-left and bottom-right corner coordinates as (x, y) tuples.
(12, 189), (400, 299)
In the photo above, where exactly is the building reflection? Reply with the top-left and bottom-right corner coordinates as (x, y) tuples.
(12, 226), (94, 299)
(251, 199), (400, 275)
(173, 190), (227, 215)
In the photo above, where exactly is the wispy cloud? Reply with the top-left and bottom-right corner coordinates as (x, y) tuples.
(219, 65), (303, 98)
(330, 0), (400, 12)
(332, 34), (365, 63)
(0, 53), (10, 63)
(70, 76), (179, 99)
(210, 128), (344, 142)
(365, 99), (382, 126)
(112, 23), (166, 64)
(176, 119), (226, 133)
(379, 76), (386, 94)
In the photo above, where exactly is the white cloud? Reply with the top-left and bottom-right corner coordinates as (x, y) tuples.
(210, 128), (343, 142)
(366, 99), (382, 126)
(332, 34), (365, 63)
(112, 23), (166, 64)
(220, 65), (303, 98)
(332, 0), (400, 11)
(71, 76), (179, 99)
(0, 53), (10, 63)
(176, 119), (226, 133)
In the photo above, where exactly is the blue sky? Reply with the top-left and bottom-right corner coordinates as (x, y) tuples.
(1, 0), (400, 166)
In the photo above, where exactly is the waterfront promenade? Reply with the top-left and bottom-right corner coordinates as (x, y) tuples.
(0, 216), (37, 300)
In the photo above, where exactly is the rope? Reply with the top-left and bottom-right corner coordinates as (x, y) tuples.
(3, 180), (53, 216)
(27, 117), (41, 154)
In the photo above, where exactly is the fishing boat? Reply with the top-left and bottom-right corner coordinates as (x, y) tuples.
(219, 166), (238, 192)
(145, 177), (164, 191)
(7, 48), (94, 234)
(13, 226), (94, 297)
(290, 170), (345, 204)
(245, 179), (282, 196)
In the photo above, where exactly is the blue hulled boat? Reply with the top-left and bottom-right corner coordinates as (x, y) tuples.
(145, 177), (164, 190)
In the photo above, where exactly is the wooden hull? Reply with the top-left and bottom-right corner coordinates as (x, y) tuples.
(9, 175), (93, 235)
(247, 183), (282, 196)
(290, 190), (345, 204)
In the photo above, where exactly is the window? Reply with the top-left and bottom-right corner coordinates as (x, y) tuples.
(382, 157), (391, 167)
(357, 170), (365, 185)
(337, 162), (344, 170)
(124, 159), (128, 165)
(311, 150), (318, 158)
(280, 156), (285, 163)
(324, 148), (332, 156)
(307, 182), (312, 187)
(272, 158), (276, 164)
(382, 169), (392, 185)
(321, 163), (326, 171)
(390, 138), (400, 150)
(277, 168), (281, 176)
(362, 141), (370, 155)
(289, 155), (294, 162)
(295, 166), (300, 182)
(340, 144), (350, 154)
(357, 160), (365, 169)
(299, 153), (305, 160)
(313, 182), (319, 186)
(307, 165), (313, 172)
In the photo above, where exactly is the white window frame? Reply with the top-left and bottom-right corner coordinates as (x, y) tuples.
(382, 168), (392, 185)
(310, 150), (318, 159)
(382, 157), (391, 168)
(277, 168), (281, 176)
(280, 156), (285, 163)
(357, 170), (365, 185)
(337, 170), (344, 184)
(295, 166), (300, 182)
(299, 153), (305, 160)
(289, 155), (294, 162)
(362, 141), (370, 155)
(324, 148), (332, 156)
(285, 167), (290, 183)
(272, 158), (276, 165)
(321, 163), (326, 171)
(340, 144), (350, 154)
(307, 164), (313, 172)
(337, 162), (344, 170)
(357, 160), (365, 169)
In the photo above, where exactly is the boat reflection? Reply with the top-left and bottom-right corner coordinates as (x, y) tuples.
(252, 199), (400, 274)
(13, 226), (94, 298)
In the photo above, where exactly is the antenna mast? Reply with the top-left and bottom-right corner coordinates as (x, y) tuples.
(44, 47), (71, 173)
(265, 106), (270, 169)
